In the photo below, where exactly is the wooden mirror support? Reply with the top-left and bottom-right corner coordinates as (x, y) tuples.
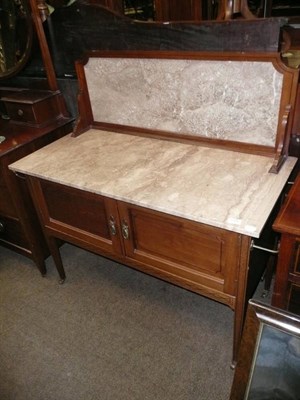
(26, 0), (69, 117)
(29, 0), (58, 91)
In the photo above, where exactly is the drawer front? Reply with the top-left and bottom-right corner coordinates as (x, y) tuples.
(35, 179), (122, 255)
(0, 215), (29, 249)
(5, 103), (35, 124)
(118, 202), (241, 303)
(4, 96), (60, 126)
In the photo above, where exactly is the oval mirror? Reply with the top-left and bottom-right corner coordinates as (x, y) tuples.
(0, 0), (33, 78)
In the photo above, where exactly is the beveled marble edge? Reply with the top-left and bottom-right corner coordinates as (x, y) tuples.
(10, 129), (297, 238)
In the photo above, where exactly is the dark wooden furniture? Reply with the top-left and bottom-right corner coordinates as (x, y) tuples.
(1, 89), (66, 127)
(10, 49), (298, 365)
(0, 0), (73, 273)
(155, 0), (202, 21)
(272, 173), (300, 314)
(263, 0), (300, 17)
(230, 299), (300, 399)
(0, 89), (72, 277)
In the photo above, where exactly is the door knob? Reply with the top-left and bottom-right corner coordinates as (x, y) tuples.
(121, 220), (129, 240)
(109, 216), (117, 236)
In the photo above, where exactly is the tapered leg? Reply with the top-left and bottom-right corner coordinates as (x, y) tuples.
(232, 235), (252, 367)
(47, 236), (66, 284)
(36, 260), (47, 277)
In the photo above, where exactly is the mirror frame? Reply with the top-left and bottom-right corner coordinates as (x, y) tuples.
(0, 0), (33, 79)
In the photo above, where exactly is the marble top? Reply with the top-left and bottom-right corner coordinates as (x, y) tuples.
(10, 129), (297, 238)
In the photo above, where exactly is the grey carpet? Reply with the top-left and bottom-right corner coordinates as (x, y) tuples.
(0, 243), (236, 400)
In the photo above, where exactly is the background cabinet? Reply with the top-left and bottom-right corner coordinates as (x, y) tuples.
(0, 0), (74, 272)
(0, 116), (72, 274)
(272, 173), (300, 315)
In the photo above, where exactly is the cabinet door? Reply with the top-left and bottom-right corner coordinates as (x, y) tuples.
(31, 178), (123, 256)
(118, 201), (242, 307)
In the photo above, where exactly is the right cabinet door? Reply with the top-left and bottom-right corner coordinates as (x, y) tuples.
(117, 201), (242, 308)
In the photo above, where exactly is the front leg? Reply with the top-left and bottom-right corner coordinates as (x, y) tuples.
(47, 236), (66, 284)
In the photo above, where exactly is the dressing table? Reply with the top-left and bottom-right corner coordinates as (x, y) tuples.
(0, 0), (73, 273)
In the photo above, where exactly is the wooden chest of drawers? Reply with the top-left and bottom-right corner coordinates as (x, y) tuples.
(1, 89), (66, 127)
(0, 117), (73, 274)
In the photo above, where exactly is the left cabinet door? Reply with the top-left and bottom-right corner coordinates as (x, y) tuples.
(30, 178), (123, 256)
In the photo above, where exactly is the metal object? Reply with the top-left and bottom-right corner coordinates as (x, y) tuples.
(121, 220), (129, 240)
(109, 216), (117, 236)
(251, 240), (279, 254)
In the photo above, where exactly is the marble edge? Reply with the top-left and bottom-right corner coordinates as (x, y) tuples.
(9, 154), (297, 238)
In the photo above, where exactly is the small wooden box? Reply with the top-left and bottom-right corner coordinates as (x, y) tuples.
(1, 89), (63, 127)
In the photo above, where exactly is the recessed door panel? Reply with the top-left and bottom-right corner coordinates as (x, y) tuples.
(118, 202), (241, 296)
(35, 179), (122, 255)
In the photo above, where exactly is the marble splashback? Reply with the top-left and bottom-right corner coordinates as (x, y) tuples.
(10, 130), (297, 238)
(85, 57), (283, 147)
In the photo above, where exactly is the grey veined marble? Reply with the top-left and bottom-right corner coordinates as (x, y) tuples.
(85, 58), (283, 147)
(10, 130), (297, 238)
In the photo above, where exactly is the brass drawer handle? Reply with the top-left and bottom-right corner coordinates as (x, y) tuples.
(109, 216), (117, 236)
(121, 220), (129, 240)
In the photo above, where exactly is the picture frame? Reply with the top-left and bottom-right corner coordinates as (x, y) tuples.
(230, 299), (300, 400)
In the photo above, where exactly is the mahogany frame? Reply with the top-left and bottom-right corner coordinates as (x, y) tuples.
(28, 0), (69, 117)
